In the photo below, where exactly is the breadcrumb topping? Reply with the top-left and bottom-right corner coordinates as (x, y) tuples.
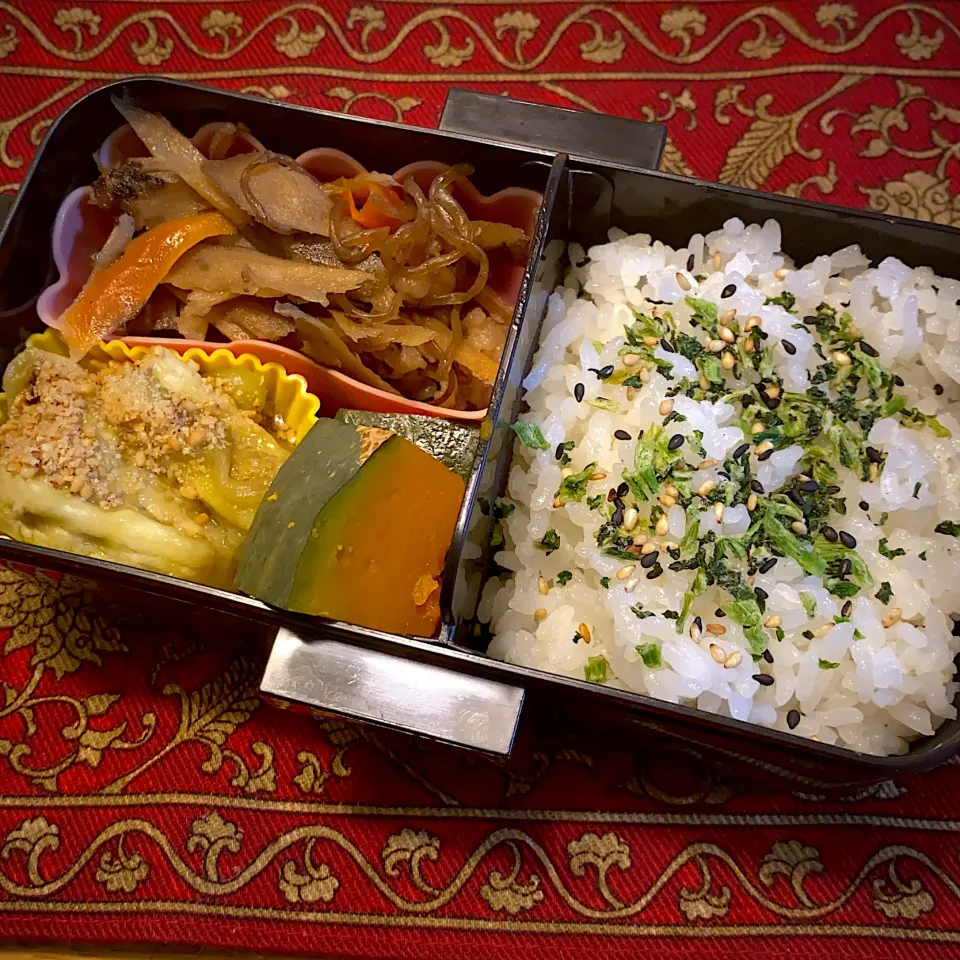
(0, 350), (237, 508)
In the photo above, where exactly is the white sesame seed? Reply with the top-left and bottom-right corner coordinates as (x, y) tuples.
(882, 608), (902, 628)
(538, 576), (549, 595)
(721, 351), (736, 370)
(675, 271), (691, 291)
(699, 375), (710, 390)
(833, 351), (852, 366)
(744, 315), (762, 331)
(719, 308), (736, 326)
(706, 622), (726, 636)
(641, 541), (659, 555)
(578, 622), (592, 643)
(698, 458), (718, 469)
(658, 494), (677, 508)
(869, 462), (879, 482)
(659, 398), (675, 416)
(616, 564), (636, 580)
(709, 643), (726, 663)
(561, 467), (574, 478)
(589, 471), (607, 481)
(655, 515), (670, 537)
(639, 368), (651, 384)
(633, 533), (648, 546)
(663, 483), (679, 498)
(713, 251), (721, 270)
(812, 622), (834, 638)
(534, 608), (548, 622)
(724, 650), (742, 669)
(623, 578), (639, 593)
(623, 508), (638, 532)
(698, 480), (716, 498)
(643, 336), (659, 347)
(751, 422), (765, 435)
(720, 326), (736, 343)
(764, 615), (782, 628)
(755, 440), (774, 454)
(623, 353), (640, 366)
(714, 502), (725, 523)
(747, 493), (758, 512)
(775, 267), (789, 280)
(791, 520), (808, 535)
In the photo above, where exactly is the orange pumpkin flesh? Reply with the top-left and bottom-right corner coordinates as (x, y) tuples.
(288, 435), (464, 636)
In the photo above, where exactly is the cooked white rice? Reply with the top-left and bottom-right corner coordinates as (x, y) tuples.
(480, 218), (960, 756)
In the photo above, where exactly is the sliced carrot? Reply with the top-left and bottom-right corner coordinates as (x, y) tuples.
(58, 211), (236, 358)
(335, 177), (407, 231)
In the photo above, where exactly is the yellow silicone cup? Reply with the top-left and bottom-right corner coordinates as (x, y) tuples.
(21, 330), (321, 445)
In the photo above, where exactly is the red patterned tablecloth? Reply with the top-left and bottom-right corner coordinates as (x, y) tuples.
(0, 2), (959, 958)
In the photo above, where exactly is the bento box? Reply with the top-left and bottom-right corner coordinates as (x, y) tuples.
(2, 77), (959, 789)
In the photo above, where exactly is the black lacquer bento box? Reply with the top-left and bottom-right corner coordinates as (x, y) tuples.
(2, 77), (960, 789)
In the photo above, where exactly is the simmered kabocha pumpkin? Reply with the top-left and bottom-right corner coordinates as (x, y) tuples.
(237, 419), (466, 636)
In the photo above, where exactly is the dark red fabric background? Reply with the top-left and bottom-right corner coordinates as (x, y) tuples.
(0, 2), (959, 958)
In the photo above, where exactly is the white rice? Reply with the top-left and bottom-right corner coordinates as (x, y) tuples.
(481, 218), (960, 756)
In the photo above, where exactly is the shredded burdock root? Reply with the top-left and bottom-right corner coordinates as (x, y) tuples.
(77, 101), (533, 411)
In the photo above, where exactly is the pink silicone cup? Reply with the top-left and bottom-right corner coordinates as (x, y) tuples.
(39, 125), (543, 422)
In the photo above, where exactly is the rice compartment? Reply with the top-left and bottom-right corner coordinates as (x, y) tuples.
(483, 218), (960, 757)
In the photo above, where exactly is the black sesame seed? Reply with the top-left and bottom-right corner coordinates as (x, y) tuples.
(598, 364), (614, 380)
(715, 608), (726, 618)
(574, 382), (585, 402)
(839, 531), (857, 549)
(614, 429), (631, 441)
(841, 600), (853, 617)
(800, 480), (819, 493)
(759, 557), (778, 574)
(660, 337), (676, 353)
(753, 674), (775, 686)
(860, 341), (878, 357)
(754, 586), (769, 601)
(646, 563), (663, 579)
(718, 470), (731, 480)
(694, 616), (703, 632)
(748, 566), (758, 577)
(686, 253), (695, 272)
(668, 433), (684, 450)
(894, 374), (905, 387)
(576, 257), (589, 268)
(617, 481), (629, 498)
(822, 525), (839, 542)
(859, 500), (869, 511)
(555, 443), (565, 461)
(640, 550), (659, 569)
(787, 709), (801, 729)
(758, 448), (774, 461)
(612, 505), (624, 527)
(840, 558), (853, 577)
(751, 479), (765, 494)
(721, 283), (736, 298)
(803, 315), (818, 325)
(781, 339), (797, 356)
(825, 485), (842, 495)
(764, 394), (781, 410)
(607, 488), (618, 502)
(866, 446), (882, 464)
(733, 442), (750, 459)
(788, 489), (804, 507)
(935, 383), (944, 396)
(762, 648), (774, 664)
